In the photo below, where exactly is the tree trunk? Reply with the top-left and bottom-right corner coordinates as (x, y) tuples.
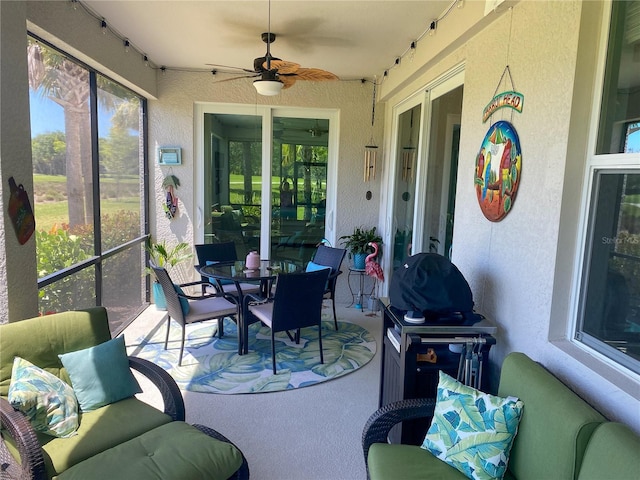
(64, 106), (92, 228)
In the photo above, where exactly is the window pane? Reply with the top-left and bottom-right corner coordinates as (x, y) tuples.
(597, 1), (640, 154)
(580, 172), (640, 371)
(29, 39), (94, 277)
(271, 117), (328, 264)
(393, 104), (421, 269)
(38, 269), (96, 315)
(102, 245), (146, 334)
(97, 75), (144, 251)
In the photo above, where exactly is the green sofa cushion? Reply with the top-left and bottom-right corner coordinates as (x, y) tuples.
(1, 397), (173, 477)
(0, 308), (112, 397)
(577, 422), (640, 480)
(497, 353), (606, 480)
(55, 421), (243, 480)
(368, 443), (468, 480)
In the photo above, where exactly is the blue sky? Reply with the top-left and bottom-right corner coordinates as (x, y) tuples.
(29, 91), (112, 136)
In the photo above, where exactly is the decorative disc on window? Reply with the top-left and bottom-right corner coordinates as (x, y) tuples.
(474, 120), (522, 222)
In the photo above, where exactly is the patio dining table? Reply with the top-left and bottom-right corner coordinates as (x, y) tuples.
(197, 259), (300, 354)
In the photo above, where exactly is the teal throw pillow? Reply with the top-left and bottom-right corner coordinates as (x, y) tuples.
(305, 261), (331, 273)
(421, 371), (524, 480)
(173, 283), (190, 315)
(58, 336), (142, 412)
(306, 261), (331, 289)
(8, 356), (79, 438)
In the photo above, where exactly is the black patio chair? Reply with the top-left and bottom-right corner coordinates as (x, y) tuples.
(243, 269), (330, 374)
(151, 262), (240, 362)
(195, 242), (261, 296)
(308, 244), (346, 330)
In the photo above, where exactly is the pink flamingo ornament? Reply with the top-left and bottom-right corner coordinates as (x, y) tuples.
(365, 242), (384, 282)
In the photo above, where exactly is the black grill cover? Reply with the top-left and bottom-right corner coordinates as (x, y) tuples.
(389, 253), (480, 325)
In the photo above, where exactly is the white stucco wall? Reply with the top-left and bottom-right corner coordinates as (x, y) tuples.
(149, 72), (384, 300)
(381, 0), (640, 433)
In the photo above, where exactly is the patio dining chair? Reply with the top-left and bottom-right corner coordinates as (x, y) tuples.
(151, 263), (240, 363)
(195, 242), (261, 296)
(307, 244), (346, 330)
(243, 269), (330, 375)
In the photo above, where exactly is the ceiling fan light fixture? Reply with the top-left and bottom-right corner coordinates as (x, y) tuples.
(254, 79), (284, 96)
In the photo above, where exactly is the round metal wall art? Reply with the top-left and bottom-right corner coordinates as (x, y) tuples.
(474, 120), (522, 222)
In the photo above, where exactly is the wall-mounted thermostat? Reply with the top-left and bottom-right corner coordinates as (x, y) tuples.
(158, 147), (182, 165)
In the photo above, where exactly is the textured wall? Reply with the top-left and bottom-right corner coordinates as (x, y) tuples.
(1, 1), (39, 322)
(382, 0), (639, 433)
(149, 72), (383, 302)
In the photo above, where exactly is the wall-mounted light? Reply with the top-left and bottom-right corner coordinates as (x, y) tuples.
(429, 20), (437, 36)
(143, 55), (149, 67)
(101, 19), (107, 34)
(124, 39), (130, 53)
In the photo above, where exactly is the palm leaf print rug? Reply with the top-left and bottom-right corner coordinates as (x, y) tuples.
(130, 315), (376, 394)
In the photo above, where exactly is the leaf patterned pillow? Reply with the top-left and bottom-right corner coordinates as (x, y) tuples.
(421, 371), (524, 480)
(8, 356), (79, 438)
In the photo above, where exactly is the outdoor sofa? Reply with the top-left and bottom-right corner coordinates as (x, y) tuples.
(0, 307), (248, 479)
(363, 352), (640, 480)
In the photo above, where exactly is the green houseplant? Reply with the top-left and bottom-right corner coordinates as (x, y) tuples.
(339, 226), (383, 269)
(145, 237), (193, 310)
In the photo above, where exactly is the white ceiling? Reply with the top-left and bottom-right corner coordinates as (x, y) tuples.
(83, 1), (453, 81)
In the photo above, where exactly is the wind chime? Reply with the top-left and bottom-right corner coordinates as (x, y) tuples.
(364, 80), (378, 182)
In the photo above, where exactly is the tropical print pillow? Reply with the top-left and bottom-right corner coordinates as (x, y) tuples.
(421, 371), (524, 480)
(8, 356), (79, 438)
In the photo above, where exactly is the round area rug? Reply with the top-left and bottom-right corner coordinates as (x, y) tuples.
(131, 315), (376, 394)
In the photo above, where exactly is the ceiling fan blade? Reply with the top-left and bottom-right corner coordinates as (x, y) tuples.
(279, 75), (297, 89)
(267, 59), (301, 75)
(213, 73), (260, 85)
(206, 63), (257, 74)
(288, 68), (339, 82)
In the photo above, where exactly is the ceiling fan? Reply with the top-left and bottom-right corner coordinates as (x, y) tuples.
(208, 0), (338, 96)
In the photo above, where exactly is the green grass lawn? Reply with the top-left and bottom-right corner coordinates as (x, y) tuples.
(35, 199), (140, 232)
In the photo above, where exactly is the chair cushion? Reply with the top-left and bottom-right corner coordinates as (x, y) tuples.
(497, 353), (605, 479)
(248, 301), (274, 327)
(58, 336), (142, 412)
(8, 357), (79, 438)
(0, 308), (112, 398)
(368, 443), (468, 480)
(0, 397), (174, 477)
(577, 422), (640, 480)
(421, 371), (524, 480)
(56, 421), (243, 480)
(185, 296), (237, 323)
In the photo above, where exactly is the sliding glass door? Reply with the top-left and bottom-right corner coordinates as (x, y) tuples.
(384, 67), (464, 287)
(200, 107), (334, 264)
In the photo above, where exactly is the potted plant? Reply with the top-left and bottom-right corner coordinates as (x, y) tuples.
(145, 237), (193, 310)
(339, 226), (383, 270)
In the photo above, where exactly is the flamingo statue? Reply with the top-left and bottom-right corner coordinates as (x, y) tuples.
(365, 242), (384, 282)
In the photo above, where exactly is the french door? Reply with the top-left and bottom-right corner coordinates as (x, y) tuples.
(196, 105), (337, 264)
(384, 67), (464, 285)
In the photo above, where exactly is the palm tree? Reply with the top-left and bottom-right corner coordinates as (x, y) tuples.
(28, 41), (93, 227)
(27, 40), (137, 228)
